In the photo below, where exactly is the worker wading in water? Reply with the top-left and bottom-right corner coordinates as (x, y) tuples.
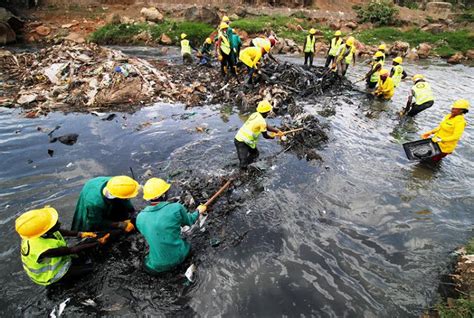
(136, 178), (207, 274)
(325, 30), (343, 68)
(390, 56), (407, 88)
(365, 51), (384, 89)
(16, 206), (109, 286)
(421, 99), (469, 161)
(234, 100), (283, 169)
(401, 74), (435, 117)
(335, 36), (356, 76)
(71, 176), (139, 233)
(373, 69), (395, 100)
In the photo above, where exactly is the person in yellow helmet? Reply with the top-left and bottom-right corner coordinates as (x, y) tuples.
(377, 44), (387, 64)
(198, 37), (214, 67)
(136, 178), (207, 274)
(401, 74), (435, 117)
(373, 69), (395, 100)
(234, 100), (283, 169)
(71, 176), (139, 232)
(239, 45), (269, 85)
(180, 33), (196, 65)
(215, 22), (235, 78)
(303, 28), (317, 68)
(325, 30), (343, 68)
(335, 36), (356, 76)
(16, 206), (110, 286)
(421, 99), (469, 161)
(390, 56), (407, 88)
(365, 51), (384, 89)
(251, 36), (279, 64)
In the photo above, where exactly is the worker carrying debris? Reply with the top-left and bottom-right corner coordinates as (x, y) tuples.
(401, 74), (435, 117)
(239, 44), (270, 85)
(15, 206), (110, 286)
(420, 99), (469, 161)
(180, 33), (196, 65)
(335, 36), (356, 76)
(136, 178), (207, 274)
(303, 28), (317, 68)
(251, 35), (278, 64)
(71, 176), (139, 232)
(198, 38), (214, 67)
(373, 69), (395, 100)
(234, 100), (283, 169)
(390, 57), (407, 88)
(325, 30), (343, 69)
(365, 51), (384, 89)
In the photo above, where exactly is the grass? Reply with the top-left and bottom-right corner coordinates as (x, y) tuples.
(436, 298), (474, 318)
(466, 237), (474, 254)
(456, 9), (474, 23)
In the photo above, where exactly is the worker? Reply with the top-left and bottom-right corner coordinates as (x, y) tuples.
(136, 178), (207, 274)
(303, 28), (317, 68)
(216, 22), (234, 77)
(251, 36), (278, 64)
(325, 30), (343, 68)
(365, 51), (384, 89)
(234, 100), (283, 169)
(390, 56), (407, 88)
(401, 74), (435, 117)
(373, 69), (395, 100)
(421, 99), (469, 161)
(239, 44), (270, 85)
(198, 37), (213, 67)
(335, 36), (356, 76)
(229, 29), (242, 71)
(71, 176), (139, 232)
(377, 44), (387, 64)
(180, 33), (193, 64)
(16, 206), (109, 286)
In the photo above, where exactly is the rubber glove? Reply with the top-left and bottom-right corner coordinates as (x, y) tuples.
(197, 204), (207, 214)
(420, 132), (431, 139)
(78, 232), (97, 238)
(119, 220), (135, 233)
(98, 233), (110, 245)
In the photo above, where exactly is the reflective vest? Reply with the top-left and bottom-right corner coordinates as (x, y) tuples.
(434, 114), (466, 153)
(329, 37), (343, 56)
(180, 39), (191, 56)
(391, 65), (404, 87)
(218, 30), (231, 55)
(370, 62), (383, 83)
(235, 112), (267, 149)
(338, 44), (355, 64)
(376, 77), (395, 100)
(239, 47), (262, 69)
(304, 35), (316, 53)
(412, 81), (434, 105)
(252, 37), (270, 50)
(21, 231), (71, 286)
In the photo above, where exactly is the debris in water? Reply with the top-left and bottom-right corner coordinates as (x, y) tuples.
(210, 238), (221, 247)
(47, 149), (54, 157)
(80, 299), (97, 307)
(49, 297), (70, 318)
(66, 162), (73, 168)
(101, 113), (117, 121)
(49, 134), (79, 146)
(184, 264), (197, 283)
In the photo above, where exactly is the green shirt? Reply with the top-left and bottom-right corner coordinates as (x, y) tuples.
(136, 202), (198, 273)
(230, 33), (242, 50)
(71, 177), (134, 231)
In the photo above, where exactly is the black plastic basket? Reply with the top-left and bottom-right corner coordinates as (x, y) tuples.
(403, 139), (441, 161)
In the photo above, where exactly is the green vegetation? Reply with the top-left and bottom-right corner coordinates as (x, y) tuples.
(456, 9), (474, 23)
(466, 237), (474, 254)
(436, 298), (474, 318)
(355, 0), (399, 26)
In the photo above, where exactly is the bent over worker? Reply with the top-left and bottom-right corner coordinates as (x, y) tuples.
(421, 99), (469, 161)
(373, 69), (395, 100)
(251, 36), (278, 64)
(16, 206), (109, 286)
(401, 74), (434, 117)
(239, 45), (269, 85)
(234, 100), (282, 169)
(303, 28), (317, 67)
(180, 33), (195, 65)
(71, 176), (139, 232)
(136, 178), (207, 274)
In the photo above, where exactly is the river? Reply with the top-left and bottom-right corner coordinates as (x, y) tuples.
(0, 52), (473, 317)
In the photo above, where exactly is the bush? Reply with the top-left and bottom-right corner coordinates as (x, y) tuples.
(356, 0), (399, 26)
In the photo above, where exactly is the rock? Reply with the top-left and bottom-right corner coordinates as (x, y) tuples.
(447, 52), (464, 64)
(64, 32), (85, 43)
(0, 22), (16, 44)
(425, 2), (452, 19)
(417, 43), (432, 58)
(329, 21), (341, 30)
(17, 94), (37, 105)
(465, 50), (474, 60)
(421, 23), (445, 34)
(389, 41), (410, 57)
(406, 49), (419, 61)
(133, 31), (152, 43)
(286, 23), (298, 31)
(35, 25), (51, 36)
(296, 24), (304, 31)
(160, 33), (172, 45)
(229, 13), (240, 21)
(106, 13), (121, 25)
(345, 21), (358, 30)
(183, 6), (220, 24)
(315, 42), (328, 55)
(236, 29), (248, 41)
(235, 7), (248, 18)
(120, 16), (134, 24)
(0, 49), (12, 57)
(140, 7), (164, 23)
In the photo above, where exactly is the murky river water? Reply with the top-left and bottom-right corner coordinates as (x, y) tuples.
(1, 52), (473, 317)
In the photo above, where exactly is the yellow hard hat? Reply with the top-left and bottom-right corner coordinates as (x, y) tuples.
(379, 69), (389, 76)
(105, 176), (139, 199)
(219, 22), (229, 30)
(263, 42), (271, 53)
(257, 100), (272, 113)
(374, 51), (384, 58)
(143, 178), (171, 201)
(452, 99), (470, 110)
(393, 56), (403, 64)
(181, 33), (187, 40)
(205, 37), (212, 44)
(309, 28), (316, 35)
(222, 16), (230, 23)
(412, 74), (424, 82)
(378, 44), (386, 50)
(334, 30), (342, 36)
(346, 36), (355, 46)
(15, 206), (58, 239)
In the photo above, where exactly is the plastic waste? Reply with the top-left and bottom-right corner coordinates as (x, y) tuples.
(184, 264), (196, 282)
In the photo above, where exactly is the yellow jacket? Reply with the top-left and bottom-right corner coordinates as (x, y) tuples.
(375, 77), (395, 100)
(431, 114), (466, 153)
(239, 47), (262, 69)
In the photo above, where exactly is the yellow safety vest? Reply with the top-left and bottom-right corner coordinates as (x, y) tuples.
(21, 231), (71, 286)
(412, 81), (434, 105)
(218, 30), (231, 55)
(376, 76), (395, 100)
(304, 35), (316, 53)
(391, 65), (404, 87)
(434, 114), (466, 153)
(235, 112), (267, 149)
(370, 62), (382, 83)
(338, 44), (355, 64)
(239, 47), (262, 69)
(181, 39), (191, 56)
(252, 38), (270, 49)
(329, 37), (343, 56)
